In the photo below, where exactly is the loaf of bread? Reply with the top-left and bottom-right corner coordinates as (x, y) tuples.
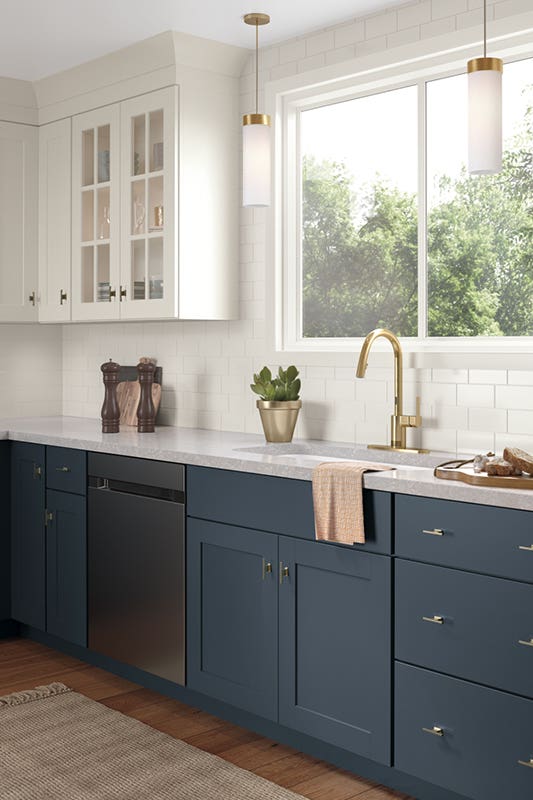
(503, 447), (533, 475)
(486, 459), (522, 477)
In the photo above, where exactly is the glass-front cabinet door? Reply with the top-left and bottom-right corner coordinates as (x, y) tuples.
(120, 87), (177, 319)
(71, 106), (120, 321)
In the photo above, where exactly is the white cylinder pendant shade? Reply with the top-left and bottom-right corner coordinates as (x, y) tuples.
(242, 117), (271, 207)
(468, 58), (503, 175)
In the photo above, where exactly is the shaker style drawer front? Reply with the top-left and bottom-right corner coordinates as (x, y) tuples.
(187, 466), (391, 553)
(395, 663), (533, 800)
(395, 494), (533, 582)
(396, 559), (533, 698)
(46, 446), (87, 495)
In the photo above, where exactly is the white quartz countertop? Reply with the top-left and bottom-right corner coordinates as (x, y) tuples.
(2, 416), (533, 512)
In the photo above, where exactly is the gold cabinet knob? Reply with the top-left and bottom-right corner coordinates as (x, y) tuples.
(422, 726), (444, 737)
(279, 563), (290, 584)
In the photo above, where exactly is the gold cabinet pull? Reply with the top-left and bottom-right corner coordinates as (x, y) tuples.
(518, 758), (533, 769)
(422, 726), (444, 737)
(518, 638), (533, 648)
(55, 466), (71, 473)
(33, 463), (42, 479)
(519, 545), (533, 552)
(422, 528), (444, 536)
(422, 615), (444, 625)
(119, 286), (127, 301)
(44, 510), (53, 526)
(261, 559), (272, 580)
(28, 291), (36, 306)
(60, 289), (67, 305)
(279, 563), (289, 584)
(109, 287), (116, 301)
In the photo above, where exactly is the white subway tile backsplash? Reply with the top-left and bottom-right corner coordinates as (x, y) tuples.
(432, 368), (468, 384)
(432, 0), (468, 20)
(467, 407), (507, 433)
(508, 410), (533, 434)
(398, 1), (431, 29)
(365, 11), (397, 39)
(457, 384), (495, 408)
(306, 30), (335, 55)
(508, 370), (533, 385)
(420, 17), (456, 37)
(457, 430), (495, 455)
(279, 39), (307, 64)
(334, 21), (365, 48)
(496, 386), (533, 410)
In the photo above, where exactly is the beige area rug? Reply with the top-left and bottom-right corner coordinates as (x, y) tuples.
(0, 683), (303, 800)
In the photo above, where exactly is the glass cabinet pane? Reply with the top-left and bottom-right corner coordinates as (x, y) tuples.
(148, 176), (164, 232)
(97, 187), (110, 240)
(96, 244), (110, 302)
(82, 129), (94, 186)
(97, 125), (110, 183)
(149, 110), (164, 172)
(132, 240), (146, 300)
(131, 180), (146, 235)
(81, 191), (94, 241)
(81, 247), (94, 303)
(148, 238), (163, 299)
(132, 115), (145, 176)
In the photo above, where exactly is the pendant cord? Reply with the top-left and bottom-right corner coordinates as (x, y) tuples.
(483, 0), (487, 58)
(255, 22), (259, 115)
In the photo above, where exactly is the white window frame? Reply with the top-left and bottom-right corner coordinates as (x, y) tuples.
(266, 13), (533, 355)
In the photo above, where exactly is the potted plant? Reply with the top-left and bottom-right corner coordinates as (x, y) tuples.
(250, 366), (302, 443)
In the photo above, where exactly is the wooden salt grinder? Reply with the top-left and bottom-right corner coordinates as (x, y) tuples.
(101, 359), (121, 433)
(137, 359), (156, 433)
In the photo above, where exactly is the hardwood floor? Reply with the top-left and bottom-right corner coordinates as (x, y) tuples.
(0, 638), (413, 800)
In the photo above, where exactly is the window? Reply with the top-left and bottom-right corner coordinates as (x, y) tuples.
(280, 53), (533, 348)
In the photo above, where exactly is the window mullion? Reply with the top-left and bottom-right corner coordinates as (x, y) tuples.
(417, 78), (428, 340)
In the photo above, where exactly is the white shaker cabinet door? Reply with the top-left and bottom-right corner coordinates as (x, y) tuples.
(119, 86), (178, 320)
(0, 122), (38, 322)
(71, 105), (120, 321)
(38, 118), (72, 322)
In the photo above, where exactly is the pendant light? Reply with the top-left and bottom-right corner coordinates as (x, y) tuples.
(467, 0), (503, 175)
(242, 12), (271, 207)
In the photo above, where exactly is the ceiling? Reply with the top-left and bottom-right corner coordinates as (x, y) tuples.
(2, 0), (409, 82)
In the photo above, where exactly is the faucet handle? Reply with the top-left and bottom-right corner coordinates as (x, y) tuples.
(401, 396), (422, 429)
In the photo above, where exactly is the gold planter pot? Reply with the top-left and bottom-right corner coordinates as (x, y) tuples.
(256, 399), (302, 443)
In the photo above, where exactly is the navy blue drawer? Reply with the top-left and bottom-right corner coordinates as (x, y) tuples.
(395, 663), (533, 800)
(47, 447), (86, 496)
(395, 494), (533, 582)
(396, 559), (533, 699)
(187, 466), (391, 553)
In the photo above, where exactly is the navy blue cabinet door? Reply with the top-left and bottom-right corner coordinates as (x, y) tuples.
(46, 490), (87, 647)
(279, 538), (391, 765)
(11, 442), (46, 629)
(187, 518), (278, 720)
(0, 443), (10, 622)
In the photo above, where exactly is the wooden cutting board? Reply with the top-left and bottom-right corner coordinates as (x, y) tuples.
(435, 464), (533, 489)
(116, 381), (162, 426)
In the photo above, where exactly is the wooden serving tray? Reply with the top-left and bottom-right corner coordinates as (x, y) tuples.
(435, 465), (533, 489)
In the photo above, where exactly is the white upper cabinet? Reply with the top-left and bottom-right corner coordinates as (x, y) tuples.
(38, 118), (71, 322)
(0, 122), (38, 322)
(71, 105), (121, 322)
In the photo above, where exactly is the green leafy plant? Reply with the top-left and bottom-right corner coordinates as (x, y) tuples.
(251, 366), (301, 401)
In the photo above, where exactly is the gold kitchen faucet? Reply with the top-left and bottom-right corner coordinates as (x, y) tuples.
(356, 328), (427, 453)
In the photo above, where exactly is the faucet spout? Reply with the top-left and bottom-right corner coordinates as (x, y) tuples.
(356, 328), (425, 452)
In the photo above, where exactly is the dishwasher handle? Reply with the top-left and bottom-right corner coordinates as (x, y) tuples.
(89, 475), (184, 503)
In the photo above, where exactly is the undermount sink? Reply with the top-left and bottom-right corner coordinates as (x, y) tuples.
(234, 442), (452, 469)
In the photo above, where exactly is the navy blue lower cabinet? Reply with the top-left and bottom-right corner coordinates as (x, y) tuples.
(46, 490), (87, 647)
(278, 537), (391, 765)
(0, 443), (10, 623)
(11, 442), (46, 630)
(187, 518), (278, 720)
(395, 663), (533, 800)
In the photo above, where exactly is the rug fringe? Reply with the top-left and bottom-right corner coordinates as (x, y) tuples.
(0, 682), (71, 708)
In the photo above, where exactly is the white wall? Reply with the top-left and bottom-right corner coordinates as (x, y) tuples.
(62, 0), (533, 455)
(0, 324), (62, 418)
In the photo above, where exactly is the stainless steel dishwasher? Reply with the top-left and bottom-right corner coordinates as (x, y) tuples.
(88, 453), (185, 684)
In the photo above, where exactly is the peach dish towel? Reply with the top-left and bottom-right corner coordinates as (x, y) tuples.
(312, 461), (394, 545)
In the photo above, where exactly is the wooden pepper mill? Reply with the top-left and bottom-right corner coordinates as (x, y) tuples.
(137, 357), (156, 433)
(101, 359), (121, 434)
